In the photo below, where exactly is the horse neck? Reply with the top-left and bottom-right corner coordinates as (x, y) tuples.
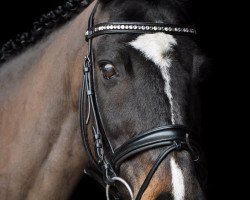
(0, 2), (96, 200)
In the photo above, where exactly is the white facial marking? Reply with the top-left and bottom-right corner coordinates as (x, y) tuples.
(170, 157), (185, 200)
(129, 33), (177, 124)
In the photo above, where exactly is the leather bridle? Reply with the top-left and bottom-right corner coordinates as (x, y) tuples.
(80, 2), (199, 200)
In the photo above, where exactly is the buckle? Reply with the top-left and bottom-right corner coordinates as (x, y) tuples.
(85, 30), (92, 41)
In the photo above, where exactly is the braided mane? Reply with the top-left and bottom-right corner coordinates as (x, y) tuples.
(0, 0), (93, 64)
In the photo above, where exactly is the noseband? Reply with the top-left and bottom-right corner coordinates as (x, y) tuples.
(80, 2), (198, 200)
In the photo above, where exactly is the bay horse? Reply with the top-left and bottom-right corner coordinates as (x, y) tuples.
(0, 0), (207, 199)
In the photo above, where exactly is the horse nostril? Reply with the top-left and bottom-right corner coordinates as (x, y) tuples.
(156, 192), (173, 200)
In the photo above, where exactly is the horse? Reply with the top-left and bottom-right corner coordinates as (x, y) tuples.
(0, 0), (208, 199)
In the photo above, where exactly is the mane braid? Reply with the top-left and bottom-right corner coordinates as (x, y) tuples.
(0, 0), (93, 64)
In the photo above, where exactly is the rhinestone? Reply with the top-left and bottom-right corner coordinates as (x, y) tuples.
(133, 25), (138, 29)
(103, 26), (107, 30)
(168, 27), (173, 31)
(158, 27), (162, 30)
(129, 25), (133, 29)
(125, 25), (129, 29)
(121, 25), (125, 29)
(146, 26), (150, 30)
(164, 27), (169, 31)
(110, 25), (114, 29)
(113, 25), (117, 29)
(142, 26), (145, 30)
(153, 26), (157, 31)
(117, 25), (121, 29)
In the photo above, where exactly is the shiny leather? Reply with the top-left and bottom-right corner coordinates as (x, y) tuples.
(113, 125), (191, 170)
(85, 22), (196, 40)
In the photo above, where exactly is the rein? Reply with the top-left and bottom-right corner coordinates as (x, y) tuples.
(80, 2), (198, 200)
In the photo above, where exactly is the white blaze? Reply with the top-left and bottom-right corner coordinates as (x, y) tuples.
(129, 33), (177, 124)
(170, 157), (185, 200)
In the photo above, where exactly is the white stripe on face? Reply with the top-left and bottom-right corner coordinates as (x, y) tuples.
(170, 157), (185, 200)
(129, 33), (177, 124)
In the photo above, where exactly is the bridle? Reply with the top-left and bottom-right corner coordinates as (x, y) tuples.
(80, 2), (199, 200)
(80, 2), (199, 199)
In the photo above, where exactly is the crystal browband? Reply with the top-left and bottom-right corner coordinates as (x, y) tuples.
(85, 22), (197, 40)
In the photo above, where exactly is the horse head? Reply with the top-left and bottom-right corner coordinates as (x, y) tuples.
(82, 0), (207, 199)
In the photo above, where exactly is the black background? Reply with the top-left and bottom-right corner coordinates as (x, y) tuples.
(0, 0), (244, 199)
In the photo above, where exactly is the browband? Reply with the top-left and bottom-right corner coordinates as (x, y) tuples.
(85, 22), (197, 40)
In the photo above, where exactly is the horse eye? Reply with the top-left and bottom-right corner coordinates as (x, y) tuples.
(99, 63), (117, 79)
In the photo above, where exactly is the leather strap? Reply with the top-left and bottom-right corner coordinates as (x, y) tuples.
(86, 22), (197, 40)
(113, 125), (190, 170)
(135, 144), (178, 200)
